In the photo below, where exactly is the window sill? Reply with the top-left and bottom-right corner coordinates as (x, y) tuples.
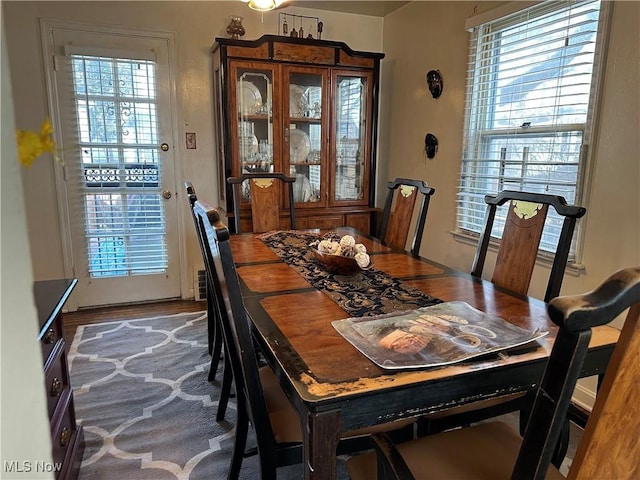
(451, 230), (586, 277)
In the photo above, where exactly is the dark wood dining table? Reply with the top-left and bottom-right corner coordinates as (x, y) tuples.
(228, 228), (619, 480)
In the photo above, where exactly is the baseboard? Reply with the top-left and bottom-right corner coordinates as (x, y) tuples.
(572, 382), (595, 411)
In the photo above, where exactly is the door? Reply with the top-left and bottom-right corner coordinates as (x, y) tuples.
(46, 25), (181, 307)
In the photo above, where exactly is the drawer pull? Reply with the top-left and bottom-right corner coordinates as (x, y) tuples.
(50, 377), (62, 397)
(43, 328), (56, 344)
(59, 427), (70, 447)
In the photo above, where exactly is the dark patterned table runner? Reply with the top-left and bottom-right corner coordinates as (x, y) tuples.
(258, 231), (441, 317)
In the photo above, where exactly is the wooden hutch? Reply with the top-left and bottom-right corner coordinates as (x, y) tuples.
(211, 34), (384, 233)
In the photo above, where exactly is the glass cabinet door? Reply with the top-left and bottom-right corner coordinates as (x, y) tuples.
(333, 72), (372, 204)
(231, 64), (278, 201)
(285, 67), (327, 206)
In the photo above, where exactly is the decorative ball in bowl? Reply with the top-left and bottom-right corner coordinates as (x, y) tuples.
(310, 234), (371, 275)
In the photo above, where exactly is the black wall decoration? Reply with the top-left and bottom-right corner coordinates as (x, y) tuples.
(426, 70), (443, 99)
(425, 133), (438, 159)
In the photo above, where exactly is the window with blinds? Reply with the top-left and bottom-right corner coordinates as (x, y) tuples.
(457, 0), (608, 259)
(69, 54), (167, 277)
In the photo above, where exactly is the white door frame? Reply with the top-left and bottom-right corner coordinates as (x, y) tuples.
(40, 18), (189, 310)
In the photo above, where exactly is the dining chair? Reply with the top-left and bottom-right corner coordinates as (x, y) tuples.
(378, 178), (435, 256)
(227, 172), (297, 233)
(184, 182), (221, 374)
(421, 190), (587, 454)
(195, 199), (415, 480)
(471, 190), (586, 303)
(346, 266), (640, 480)
(187, 183), (234, 421)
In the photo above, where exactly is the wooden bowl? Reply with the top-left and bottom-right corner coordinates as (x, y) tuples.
(311, 248), (362, 275)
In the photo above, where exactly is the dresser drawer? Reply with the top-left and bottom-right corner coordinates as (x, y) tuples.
(50, 391), (78, 471)
(44, 342), (70, 419)
(41, 313), (63, 364)
(35, 279), (83, 480)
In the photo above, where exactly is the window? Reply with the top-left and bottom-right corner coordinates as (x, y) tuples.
(70, 54), (167, 277)
(457, 0), (609, 261)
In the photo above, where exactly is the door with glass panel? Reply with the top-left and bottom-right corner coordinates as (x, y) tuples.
(331, 70), (373, 206)
(48, 27), (180, 307)
(284, 66), (328, 207)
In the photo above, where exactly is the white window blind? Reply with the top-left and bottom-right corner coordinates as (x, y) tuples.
(66, 54), (168, 278)
(457, 0), (608, 258)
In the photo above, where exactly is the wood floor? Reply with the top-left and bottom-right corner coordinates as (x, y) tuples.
(63, 299), (206, 343)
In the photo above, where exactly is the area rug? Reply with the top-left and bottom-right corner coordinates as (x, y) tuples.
(69, 311), (349, 479)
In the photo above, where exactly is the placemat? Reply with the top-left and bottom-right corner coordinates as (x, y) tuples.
(258, 230), (441, 317)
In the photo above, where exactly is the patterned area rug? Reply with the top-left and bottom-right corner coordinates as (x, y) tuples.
(258, 230), (441, 317)
(69, 311), (350, 479)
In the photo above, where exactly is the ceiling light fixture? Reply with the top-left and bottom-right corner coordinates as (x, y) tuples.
(241, 0), (286, 12)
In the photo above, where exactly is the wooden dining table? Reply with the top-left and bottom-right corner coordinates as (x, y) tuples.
(228, 227), (619, 480)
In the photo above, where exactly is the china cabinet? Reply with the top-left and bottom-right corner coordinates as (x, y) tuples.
(211, 35), (384, 233)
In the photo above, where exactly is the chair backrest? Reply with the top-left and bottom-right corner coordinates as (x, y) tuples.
(470, 190), (586, 302)
(378, 178), (435, 256)
(184, 181), (207, 267)
(193, 199), (279, 472)
(227, 173), (297, 233)
(186, 182), (225, 359)
(512, 266), (640, 479)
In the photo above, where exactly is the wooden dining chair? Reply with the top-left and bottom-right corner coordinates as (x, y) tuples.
(184, 182), (221, 374)
(346, 266), (640, 480)
(378, 178), (435, 256)
(195, 199), (415, 480)
(186, 184), (234, 421)
(227, 172), (297, 233)
(421, 191), (587, 453)
(471, 190), (586, 303)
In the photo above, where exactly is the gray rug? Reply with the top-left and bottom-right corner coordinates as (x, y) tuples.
(69, 311), (347, 479)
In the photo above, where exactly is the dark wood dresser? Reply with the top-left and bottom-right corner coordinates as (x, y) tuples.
(35, 279), (84, 480)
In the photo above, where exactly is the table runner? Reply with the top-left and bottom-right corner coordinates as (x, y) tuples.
(257, 230), (441, 317)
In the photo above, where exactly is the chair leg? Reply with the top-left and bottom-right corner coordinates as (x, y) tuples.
(228, 404), (249, 480)
(208, 318), (223, 382)
(519, 392), (536, 435)
(217, 356), (233, 421)
(206, 282), (215, 354)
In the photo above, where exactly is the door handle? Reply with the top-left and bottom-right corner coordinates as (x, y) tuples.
(162, 190), (172, 199)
